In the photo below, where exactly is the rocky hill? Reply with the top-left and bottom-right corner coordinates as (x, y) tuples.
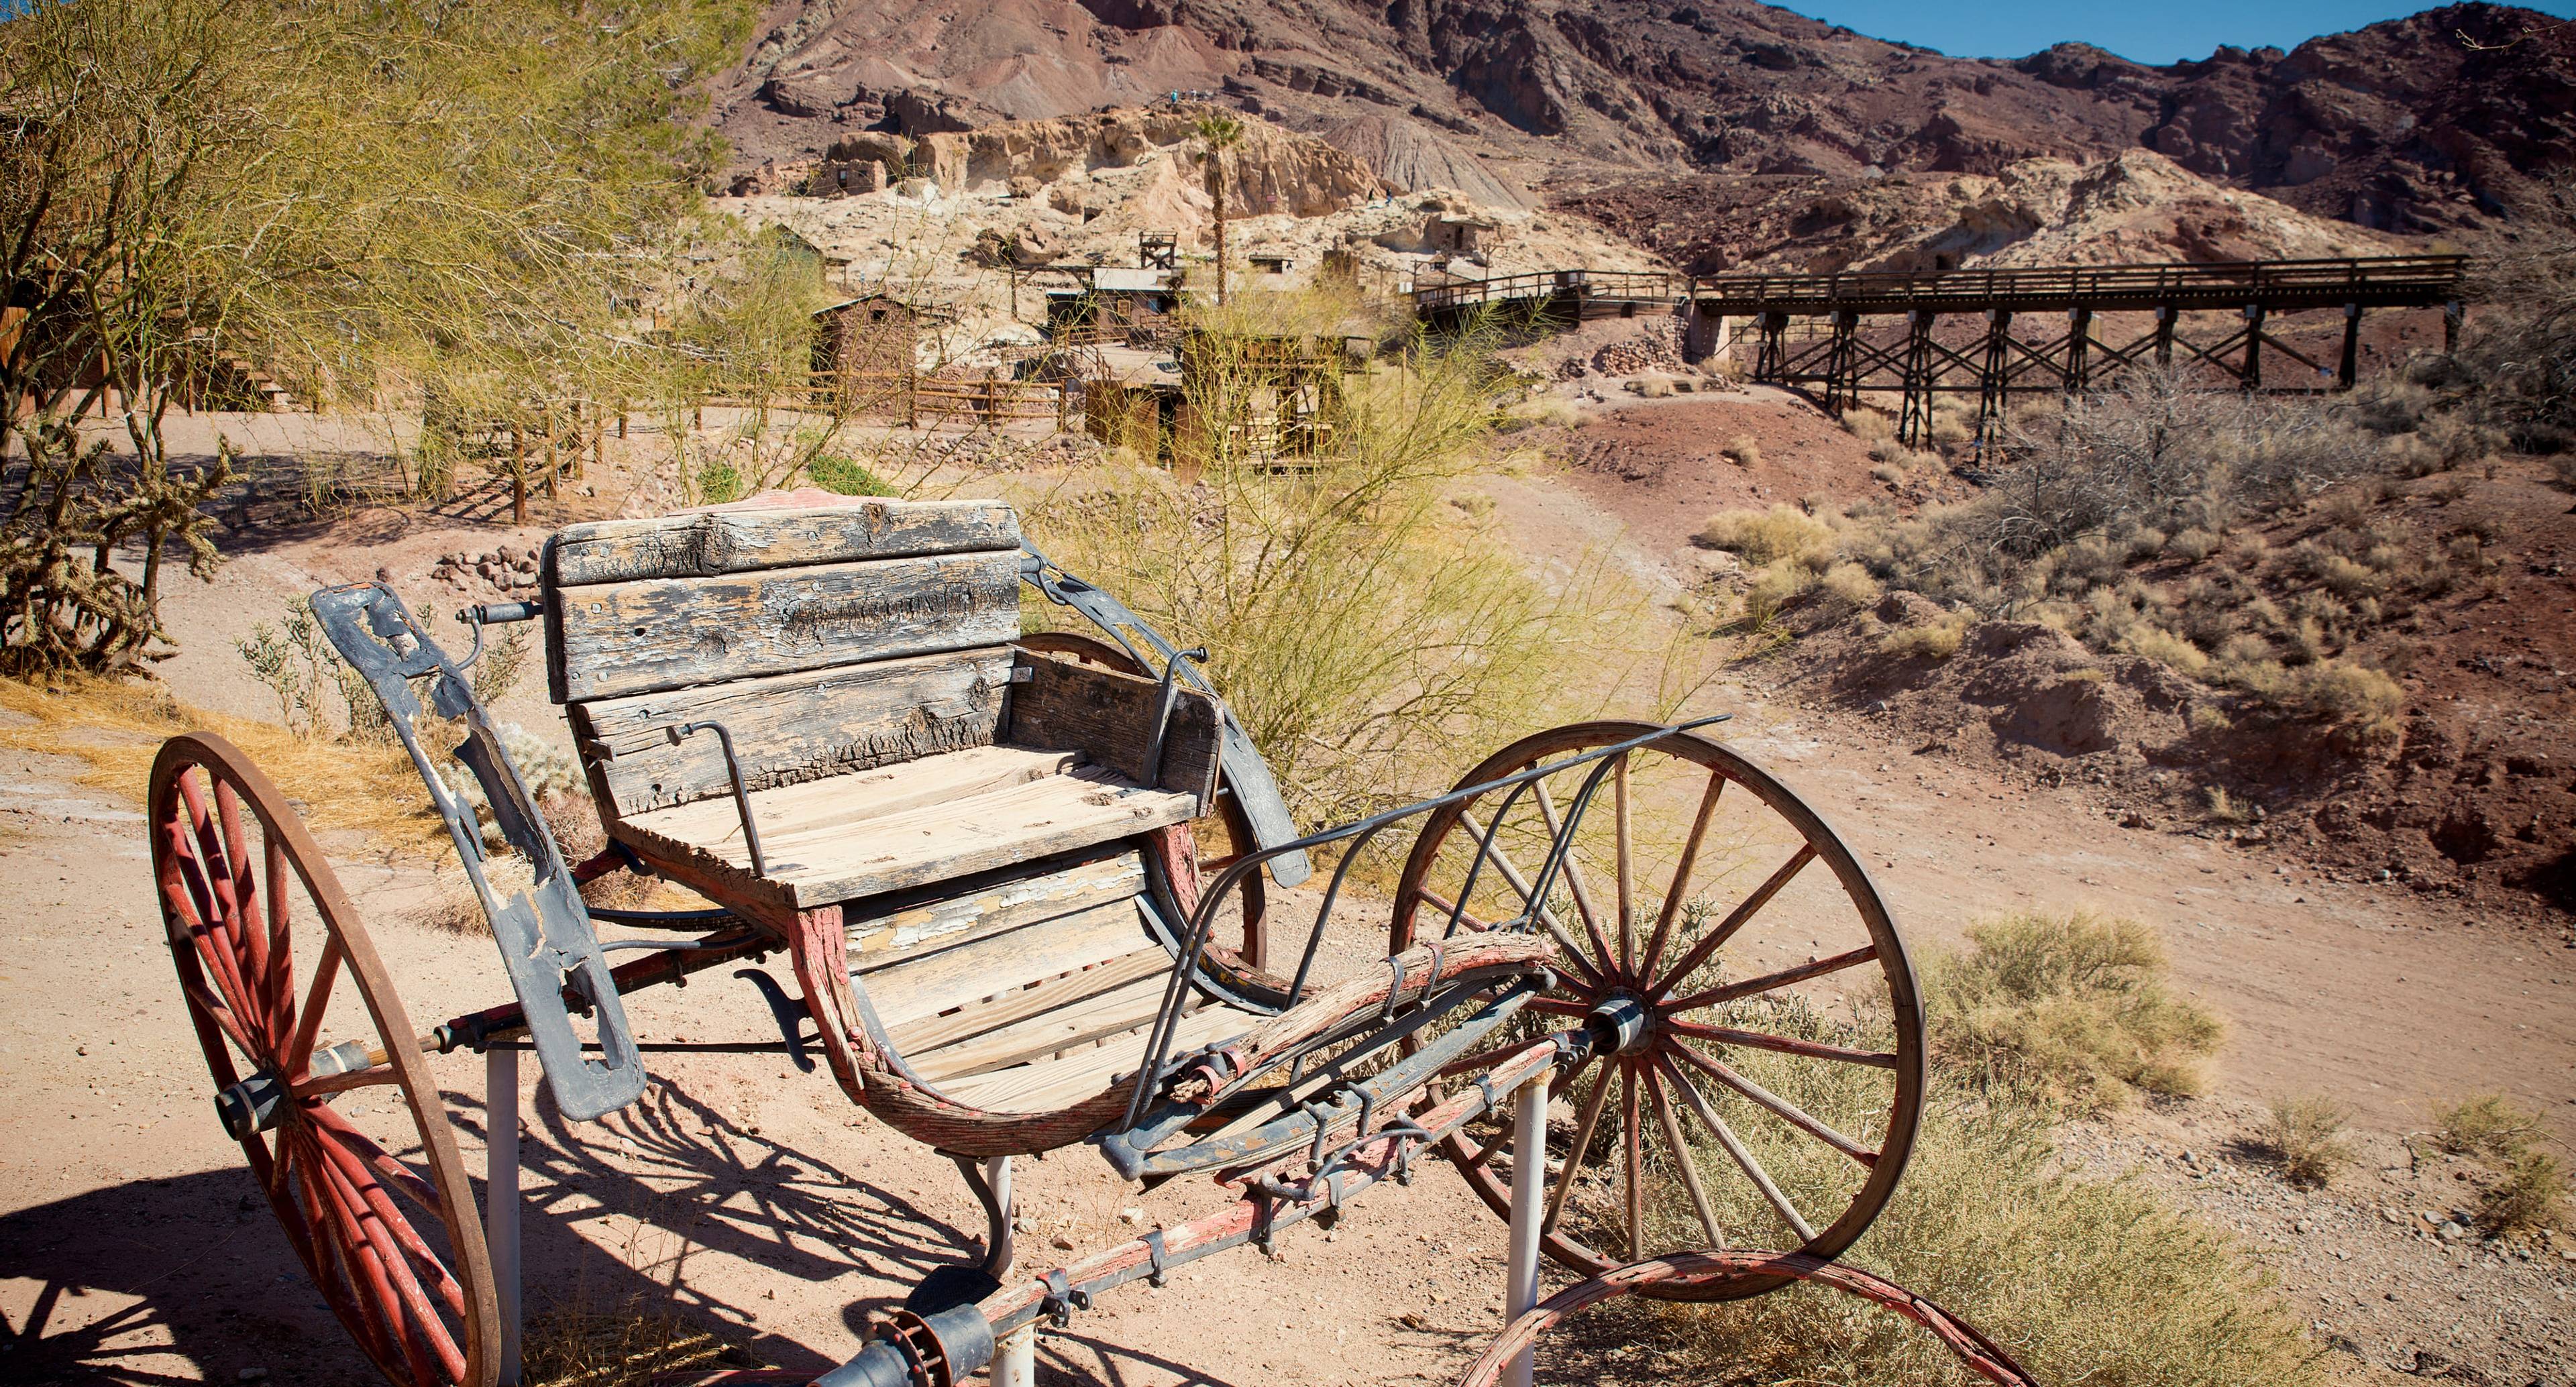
(714, 1), (2573, 245)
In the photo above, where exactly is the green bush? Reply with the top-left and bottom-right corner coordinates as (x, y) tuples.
(695, 459), (744, 505)
(808, 453), (900, 496)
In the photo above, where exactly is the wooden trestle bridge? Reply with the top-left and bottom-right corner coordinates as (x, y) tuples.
(1411, 255), (2471, 445)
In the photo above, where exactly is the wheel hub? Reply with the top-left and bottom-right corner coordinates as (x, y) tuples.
(1584, 993), (1654, 1056)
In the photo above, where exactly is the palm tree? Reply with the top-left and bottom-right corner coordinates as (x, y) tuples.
(1193, 112), (1246, 305)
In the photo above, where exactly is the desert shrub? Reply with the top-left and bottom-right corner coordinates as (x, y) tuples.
(2476, 1152), (2569, 1234)
(2120, 622), (2211, 678)
(1018, 324), (1693, 825)
(694, 458), (745, 504)
(808, 453), (900, 496)
(1923, 911), (2223, 1112)
(2459, 176), (2576, 442)
(1870, 460), (1906, 485)
(1841, 408), (1896, 443)
(2255, 1095), (2354, 1188)
(2165, 526), (2220, 562)
(2277, 659), (2404, 730)
(1721, 434), (1762, 468)
(1698, 504), (1830, 565)
(2434, 1092), (2546, 1160)
(2430, 1093), (2568, 1235)
(1881, 612), (1969, 659)
(2381, 431), (2444, 477)
(1812, 560), (1882, 611)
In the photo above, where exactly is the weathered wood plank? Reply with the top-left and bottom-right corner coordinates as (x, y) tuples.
(627, 744), (1076, 846)
(610, 755), (1198, 909)
(549, 500), (1020, 586)
(857, 897), (1151, 1029)
(910, 971), (1175, 1082)
(891, 950), (1173, 1068)
(845, 848), (1145, 961)
(1006, 653), (1222, 808)
(570, 647), (1016, 817)
(937, 1004), (1256, 1114)
(552, 549), (1022, 702)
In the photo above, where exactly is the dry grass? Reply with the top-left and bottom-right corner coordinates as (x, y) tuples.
(1880, 612), (1968, 660)
(1642, 1101), (2326, 1387)
(0, 675), (441, 848)
(1721, 434), (1762, 468)
(2255, 1095), (2355, 1188)
(1923, 911), (2223, 1113)
(2431, 1093), (2570, 1235)
(1698, 503), (1830, 565)
(2434, 1092), (2546, 1160)
(521, 1299), (761, 1387)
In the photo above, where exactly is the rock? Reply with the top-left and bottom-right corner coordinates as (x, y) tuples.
(1050, 1234), (1075, 1250)
(1118, 1207), (1144, 1225)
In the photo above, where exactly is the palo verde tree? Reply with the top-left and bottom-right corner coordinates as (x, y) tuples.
(1, 0), (752, 671)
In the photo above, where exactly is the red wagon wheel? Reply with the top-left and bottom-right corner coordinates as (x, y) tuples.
(1393, 722), (1924, 1301)
(149, 732), (497, 1387)
(1015, 629), (1273, 968)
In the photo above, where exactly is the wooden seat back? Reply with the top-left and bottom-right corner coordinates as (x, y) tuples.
(544, 499), (1026, 822)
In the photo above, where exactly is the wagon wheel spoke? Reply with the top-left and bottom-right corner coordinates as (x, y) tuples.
(288, 933), (345, 1079)
(1639, 772), (1725, 981)
(1542, 1058), (1617, 1233)
(1664, 944), (1880, 1011)
(166, 783), (262, 1040)
(1649, 843), (1818, 1001)
(306, 1114), (468, 1315)
(1660, 1019), (1899, 1069)
(307, 1101), (449, 1219)
(310, 1117), (466, 1384)
(1669, 1040), (1876, 1168)
(265, 832), (296, 1052)
(1619, 1062), (1644, 1262)
(1658, 1054), (1816, 1242)
(1643, 1064), (1726, 1248)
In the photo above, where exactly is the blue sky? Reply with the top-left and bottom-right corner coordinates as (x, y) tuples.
(1776, 1), (2576, 64)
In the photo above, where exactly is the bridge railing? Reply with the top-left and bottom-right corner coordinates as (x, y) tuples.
(1687, 255), (2469, 309)
(1411, 269), (1686, 313)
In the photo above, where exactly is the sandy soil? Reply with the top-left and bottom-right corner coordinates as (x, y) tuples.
(4, 410), (2571, 1386)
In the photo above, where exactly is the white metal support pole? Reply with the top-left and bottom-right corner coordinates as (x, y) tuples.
(986, 1155), (1033, 1387)
(1502, 1066), (1550, 1387)
(486, 1047), (523, 1387)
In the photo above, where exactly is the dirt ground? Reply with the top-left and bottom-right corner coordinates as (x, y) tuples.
(3, 408), (2571, 1386)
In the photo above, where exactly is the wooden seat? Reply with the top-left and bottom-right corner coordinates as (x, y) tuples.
(542, 496), (1253, 1142)
(613, 743), (1201, 913)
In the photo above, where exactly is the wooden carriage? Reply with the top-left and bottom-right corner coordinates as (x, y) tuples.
(144, 495), (1964, 1387)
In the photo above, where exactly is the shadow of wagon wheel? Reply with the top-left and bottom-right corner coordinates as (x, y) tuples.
(1, 1071), (977, 1385)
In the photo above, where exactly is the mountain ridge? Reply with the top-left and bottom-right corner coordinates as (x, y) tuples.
(712, 1), (2573, 245)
